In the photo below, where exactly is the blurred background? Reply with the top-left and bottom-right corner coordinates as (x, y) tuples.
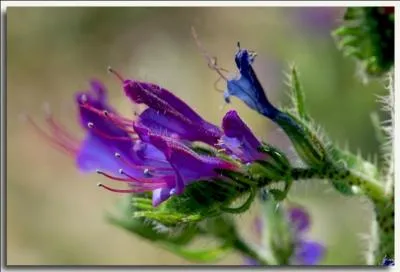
(7, 6), (389, 265)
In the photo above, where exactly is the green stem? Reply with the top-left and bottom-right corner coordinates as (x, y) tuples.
(290, 167), (386, 203)
(233, 238), (270, 265)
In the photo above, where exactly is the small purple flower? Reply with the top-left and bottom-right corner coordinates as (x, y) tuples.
(220, 110), (267, 163)
(29, 78), (240, 206)
(244, 205), (325, 266)
(224, 44), (279, 120)
(287, 206), (325, 265)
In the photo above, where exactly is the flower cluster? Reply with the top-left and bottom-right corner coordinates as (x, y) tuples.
(29, 58), (270, 207)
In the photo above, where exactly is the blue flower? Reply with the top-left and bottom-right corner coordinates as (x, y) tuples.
(224, 44), (279, 120)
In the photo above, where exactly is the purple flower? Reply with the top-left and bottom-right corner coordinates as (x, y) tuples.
(224, 45), (279, 120)
(133, 124), (239, 205)
(220, 110), (267, 163)
(243, 205), (325, 266)
(287, 206), (325, 265)
(107, 69), (223, 145)
(29, 78), (239, 207)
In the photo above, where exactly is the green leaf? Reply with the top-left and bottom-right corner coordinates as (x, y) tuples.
(289, 66), (309, 121)
(160, 241), (233, 263)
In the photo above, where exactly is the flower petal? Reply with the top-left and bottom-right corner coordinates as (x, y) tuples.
(221, 110), (265, 162)
(133, 127), (238, 196)
(224, 48), (278, 119)
(294, 240), (325, 265)
(152, 187), (175, 207)
(124, 80), (222, 144)
(137, 108), (191, 140)
(287, 206), (310, 234)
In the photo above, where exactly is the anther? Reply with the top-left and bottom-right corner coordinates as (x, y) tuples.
(143, 168), (152, 177)
(80, 94), (88, 104)
(87, 122), (94, 129)
(114, 152), (121, 158)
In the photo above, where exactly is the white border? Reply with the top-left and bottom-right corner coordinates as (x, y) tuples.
(1, 1), (399, 271)
(0, 1), (398, 9)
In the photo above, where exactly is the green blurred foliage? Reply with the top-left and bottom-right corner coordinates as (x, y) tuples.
(6, 7), (386, 265)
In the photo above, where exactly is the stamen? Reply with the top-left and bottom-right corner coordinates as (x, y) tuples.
(79, 103), (135, 132)
(96, 169), (131, 181)
(119, 168), (165, 185)
(114, 152), (172, 172)
(97, 183), (143, 193)
(44, 112), (79, 148)
(25, 115), (78, 156)
(87, 122), (135, 141)
(96, 169), (165, 186)
(107, 66), (125, 83)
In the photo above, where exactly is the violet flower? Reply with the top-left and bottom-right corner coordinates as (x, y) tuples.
(287, 207), (325, 265)
(29, 78), (241, 207)
(243, 206), (325, 266)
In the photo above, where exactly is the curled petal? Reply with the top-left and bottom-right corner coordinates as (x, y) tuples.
(221, 110), (266, 162)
